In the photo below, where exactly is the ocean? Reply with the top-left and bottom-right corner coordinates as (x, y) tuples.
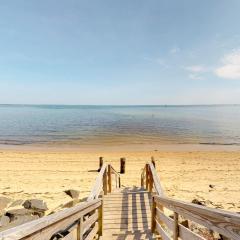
(0, 104), (240, 148)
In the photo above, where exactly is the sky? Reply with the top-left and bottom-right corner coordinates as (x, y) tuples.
(1, 0), (240, 105)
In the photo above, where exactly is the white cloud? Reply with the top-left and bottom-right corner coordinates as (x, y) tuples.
(215, 49), (240, 79)
(185, 65), (206, 73)
(184, 65), (207, 80)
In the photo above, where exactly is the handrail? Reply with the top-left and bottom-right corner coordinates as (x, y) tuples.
(88, 164), (121, 201)
(153, 195), (240, 240)
(141, 162), (164, 196)
(0, 199), (102, 240)
(142, 161), (240, 240)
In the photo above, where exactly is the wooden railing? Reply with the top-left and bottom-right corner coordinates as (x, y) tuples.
(141, 162), (164, 196)
(0, 199), (102, 240)
(0, 164), (120, 240)
(87, 164), (121, 201)
(141, 162), (240, 240)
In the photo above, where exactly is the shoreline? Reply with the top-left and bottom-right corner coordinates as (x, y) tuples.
(1, 143), (240, 152)
(0, 149), (239, 214)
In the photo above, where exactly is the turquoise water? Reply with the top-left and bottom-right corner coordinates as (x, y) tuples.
(0, 105), (240, 147)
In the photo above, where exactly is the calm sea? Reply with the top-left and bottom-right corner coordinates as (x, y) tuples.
(0, 105), (240, 148)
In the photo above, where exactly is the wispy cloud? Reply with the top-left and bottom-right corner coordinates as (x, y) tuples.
(184, 65), (207, 80)
(215, 49), (240, 79)
(184, 65), (207, 73)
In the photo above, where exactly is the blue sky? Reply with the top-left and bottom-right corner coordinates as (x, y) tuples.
(1, 0), (240, 104)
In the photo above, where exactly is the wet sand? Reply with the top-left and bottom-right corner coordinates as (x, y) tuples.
(0, 149), (239, 213)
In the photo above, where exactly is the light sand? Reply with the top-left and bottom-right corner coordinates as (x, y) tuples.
(0, 150), (239, 212)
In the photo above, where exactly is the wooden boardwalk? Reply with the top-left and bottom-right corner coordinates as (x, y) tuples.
(1, 162), (240, 240)
(102, 187), (155, 239)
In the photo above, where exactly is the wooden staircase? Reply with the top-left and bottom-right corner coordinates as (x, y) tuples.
(102, 187), (155, 239)
(1, 162), (240, 240)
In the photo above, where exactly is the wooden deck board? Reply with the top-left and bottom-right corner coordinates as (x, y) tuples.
(102, 187), (154, 239)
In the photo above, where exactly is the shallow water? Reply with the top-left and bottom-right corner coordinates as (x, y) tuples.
(0, 105), (240, 147)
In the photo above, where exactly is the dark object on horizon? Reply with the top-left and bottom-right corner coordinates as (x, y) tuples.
(151, 156), (156, 168)
(120, 158), (126, 174)
(98, 157), (103, 172)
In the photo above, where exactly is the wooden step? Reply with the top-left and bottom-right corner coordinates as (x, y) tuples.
(101, 230), (156, 240)
(102, 187), (153, 239)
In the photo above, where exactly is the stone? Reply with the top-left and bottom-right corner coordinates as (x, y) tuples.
(23, 199), (48, 212)
(8, 215), (39, 229)
(180, 220), (189, 228)
(9, 199), (24, 208)
(219, 234), (230, 240)
(209, 184), (215, 188)
(64, 189), (80, 199)
(192, 199), (205, 206)
(6, 208), (33, 221)
(0, 215), (10, 227)
(0, 196), (12, 211)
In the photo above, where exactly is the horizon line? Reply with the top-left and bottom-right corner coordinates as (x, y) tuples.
(0, 103), (240, 107)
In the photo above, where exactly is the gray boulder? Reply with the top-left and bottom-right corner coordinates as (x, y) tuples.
(6, 208), (33, 221)
(0, 196), (12, 211)
(64, 189), (80, 199)
(0, 215), (10, 227)
(23, 199), (48, 213)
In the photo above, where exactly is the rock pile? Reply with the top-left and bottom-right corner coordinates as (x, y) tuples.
(0, 197), (48, 230)
(0, 189), (81, 231)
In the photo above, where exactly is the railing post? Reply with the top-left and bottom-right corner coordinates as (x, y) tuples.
(151, 156), (156, 168)
(118, 176), (121, 188)
(120, 157), (126, 174)
(77, 216), (83, 240)
(98, 157), (103, 172)
(151, 196), (156, 233)
(173, 212), (179, 240)
(149, 170), (153, 192)
(98, 200), (103, 236)
(146, 164), (149, 190)
(103, 168), (107, 195)
(141, 173), (144, 187)
(108, 165), (112, 193)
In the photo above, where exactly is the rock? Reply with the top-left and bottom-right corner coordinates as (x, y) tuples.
(180, 220), (189, 228)
(6, 208), (33, 221)
(0, 196), (12, 211)
(219, 234), (230, 240)
(192, 199), (205, 206)
(209, 184), (215, 188)
(64, 189), (80, 199)
(0, 215), (10, 227)
(6, 215), (39, 229)
(23, 199), (48, 213)
(9, 199), (24, 208)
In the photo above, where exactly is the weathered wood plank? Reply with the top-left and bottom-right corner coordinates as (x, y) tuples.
(87, 164), (107, 201)
(148, 163), (164, 196)
(154, 195), (240, 240)
(82, 212), (98, 232)
(179, 224), (205, 240)
(155, 221), (170, 240)
(0, 200), (101, 240)
(173, 212), (179, 240)
(108, 165), (112, 193)
(156, 208), (173, 230)
(84, 223), (98, 240)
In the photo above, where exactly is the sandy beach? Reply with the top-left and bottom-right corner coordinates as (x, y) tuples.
(0, 149), (239, 214)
